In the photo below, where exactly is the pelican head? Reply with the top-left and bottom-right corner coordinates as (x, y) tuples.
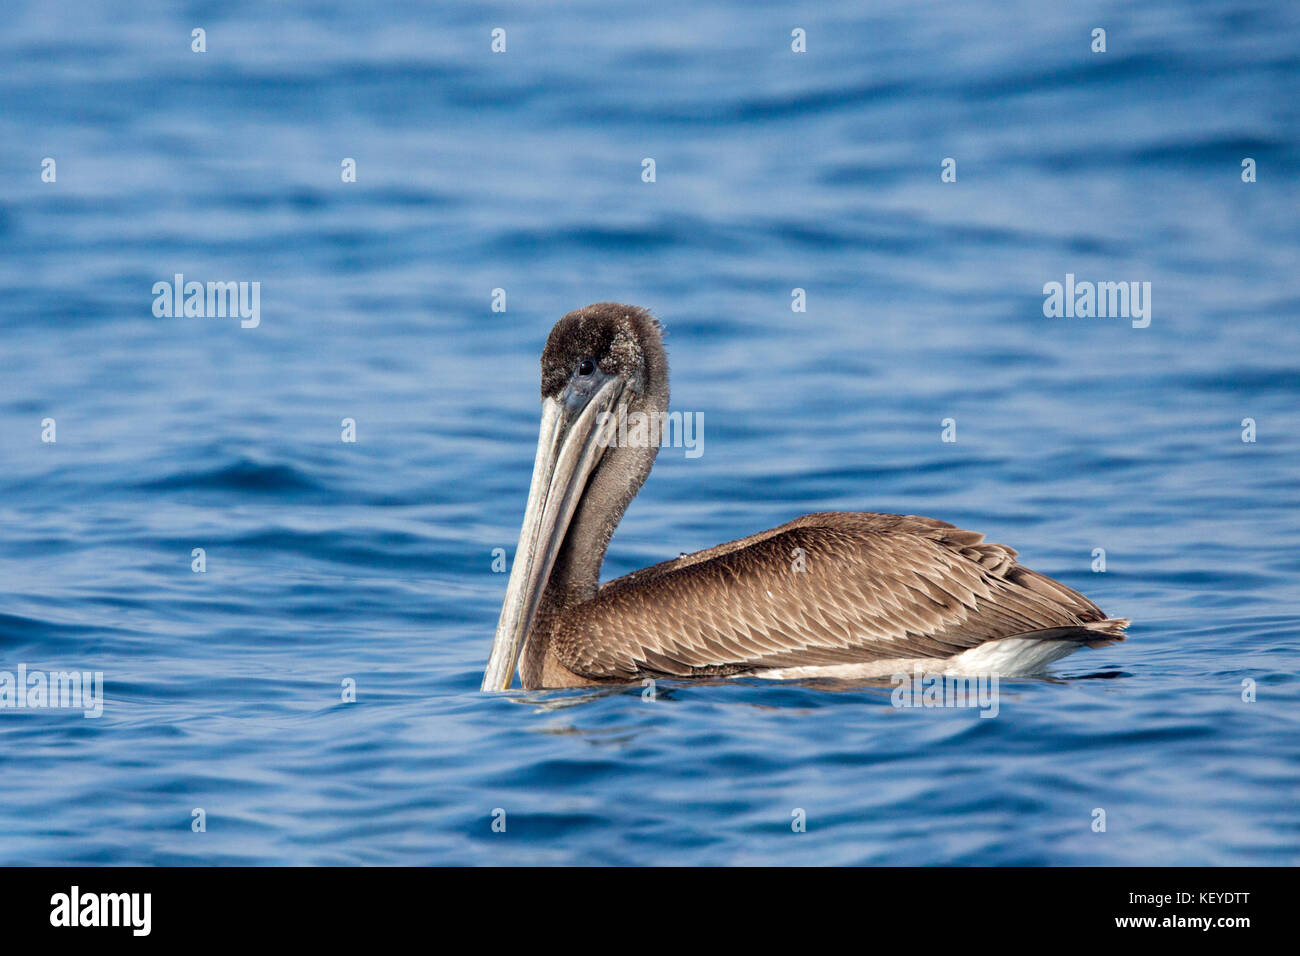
(482, 303), (668, 691)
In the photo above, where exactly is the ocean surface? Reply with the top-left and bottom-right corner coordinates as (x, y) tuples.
(1, 0), (1297, 865)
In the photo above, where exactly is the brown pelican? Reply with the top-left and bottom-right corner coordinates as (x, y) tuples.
(482, 303), (1128, 691)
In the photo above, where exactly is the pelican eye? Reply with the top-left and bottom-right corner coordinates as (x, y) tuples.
(577, 359), (596, 376)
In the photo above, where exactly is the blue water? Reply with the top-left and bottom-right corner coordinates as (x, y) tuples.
(1, 0), (1298, 865)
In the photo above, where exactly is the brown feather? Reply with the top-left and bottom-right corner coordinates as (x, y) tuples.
(543, 512), (1127, 682)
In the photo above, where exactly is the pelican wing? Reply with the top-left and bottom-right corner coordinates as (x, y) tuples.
(549, 512), (1126, 680)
